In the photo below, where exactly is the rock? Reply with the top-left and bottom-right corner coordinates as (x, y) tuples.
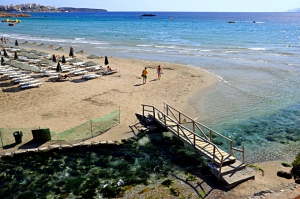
(277, 171), (292, 179)
(0, 12), (31, 17)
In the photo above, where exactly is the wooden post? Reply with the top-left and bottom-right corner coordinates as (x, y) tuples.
(142, 105), (145, 120)
(166, 104), (169, 116)
(153, 107), (155, 119)
(164, 115), (166, 125)
(177, 125), (179, 137)
(213, 146), (216, 163)
(242, 146), (245, 163)
(210, 130), (212, 142)
(218, 157), (224, 181)
(230, 141), (233, 156)
(90, 120), (93, 138)
(0, 130), (3, 149)
(179, 113), (181, 124)
(193, 121), (195, 132)
(193, 134), (196, 147)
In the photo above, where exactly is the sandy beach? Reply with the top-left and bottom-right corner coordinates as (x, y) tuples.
(0, 44), (217, 140)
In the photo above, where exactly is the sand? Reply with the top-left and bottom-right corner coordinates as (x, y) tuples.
(0, 45), (217, 141)
(1, 44), (299, 198)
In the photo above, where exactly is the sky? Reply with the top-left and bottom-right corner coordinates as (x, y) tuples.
(1, 0), (300, 12)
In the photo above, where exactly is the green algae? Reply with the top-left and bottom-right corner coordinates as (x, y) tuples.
(0, 131), (210, 198)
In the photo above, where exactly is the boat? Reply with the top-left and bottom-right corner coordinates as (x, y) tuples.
(8, 23), (15, 26)
(2, 19), (21, 23)
(141, 14), (156, 17)
(227, 20), (235, 23)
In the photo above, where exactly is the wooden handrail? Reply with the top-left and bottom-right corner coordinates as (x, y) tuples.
(143, 104), (225, 163)
(150, 103), (245, 180)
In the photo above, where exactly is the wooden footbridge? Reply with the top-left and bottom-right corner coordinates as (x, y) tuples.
(142, 103), (254, 187)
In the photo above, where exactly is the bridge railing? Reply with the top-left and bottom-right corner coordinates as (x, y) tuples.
(163, 102), (244, 163)
(142, 104), (225, 166)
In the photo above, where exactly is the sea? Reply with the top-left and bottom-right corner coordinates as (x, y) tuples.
(1, 12), (300, 162)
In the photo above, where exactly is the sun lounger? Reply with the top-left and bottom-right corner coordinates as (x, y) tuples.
(9, 73), (26, 79)
(82, 74), (101, 80)
(14, 77), (34, 83)
(72, 62), (85, 66)
(61, 67), (75, 73)
(12, 75), (32, 81)
(41, 71), (59, 77)
(86, 65), (102, 71)
(19, 80), (40, 86)
(70, 70), (88, 76)
(103, 69), (119, 75)
(21, 82), (42, 89)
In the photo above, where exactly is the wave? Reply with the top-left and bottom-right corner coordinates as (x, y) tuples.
(248, 48), (266, 51)
(136, 44), (153, 47)
(75, 38), (86, 40)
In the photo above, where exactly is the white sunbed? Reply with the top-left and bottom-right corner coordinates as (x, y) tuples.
(41, 71), (59, 77)
(12, 75), (32, 81)
(72, 62), (85, 66)
(14, 78), (34, 83)
(61, 67), (75, 73)
(9, 73), (26, 79)
(103, 69), (120, 75)
(85, 65), (102, 71)
(82, 74), (101, 80)
(21, 82), (42, 89)
(19, 80), (40, 86)
(70, 69), (88, 76)
(3, 72), (20, 77)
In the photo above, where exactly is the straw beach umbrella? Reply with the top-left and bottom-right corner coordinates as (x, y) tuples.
(38, 43), (47, 47)
(76, 50), (88, 55)
(48, 44), (58, 49)
(38, 59), (53, 65)
(104, 56), (109, 65)
(87, 54), (100, 59)
(84, 61), (98, 66)
(21, 41), (31, 45)
(69, 58), (83, 64)
(55, 47), (65, 51)
(29, 50), (38, 54)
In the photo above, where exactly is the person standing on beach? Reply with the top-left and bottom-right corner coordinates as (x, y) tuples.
(69, 46), (74, 58)
(142, 67), (148, 84)
(157, 65), (162, 80)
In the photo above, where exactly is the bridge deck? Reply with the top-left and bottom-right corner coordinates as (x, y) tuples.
(151, 111), (235, 165)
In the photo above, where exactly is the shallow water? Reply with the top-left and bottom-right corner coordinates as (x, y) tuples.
(1, 12), (300, 158)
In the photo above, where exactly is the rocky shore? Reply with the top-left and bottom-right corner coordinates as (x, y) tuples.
(0, 12), (31, 18)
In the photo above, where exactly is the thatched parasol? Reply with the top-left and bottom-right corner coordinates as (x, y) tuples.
(87, 54), (101, 59)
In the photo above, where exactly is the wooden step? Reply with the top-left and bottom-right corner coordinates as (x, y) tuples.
(209, 160), (246, 176)
(221, 168), (255, 188)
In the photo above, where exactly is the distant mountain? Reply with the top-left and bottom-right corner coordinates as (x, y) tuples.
(58, 7), (107, 12)
(287, 8), (300, 12)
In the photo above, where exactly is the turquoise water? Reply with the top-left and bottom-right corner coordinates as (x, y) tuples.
(1, 12), (300, 159)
